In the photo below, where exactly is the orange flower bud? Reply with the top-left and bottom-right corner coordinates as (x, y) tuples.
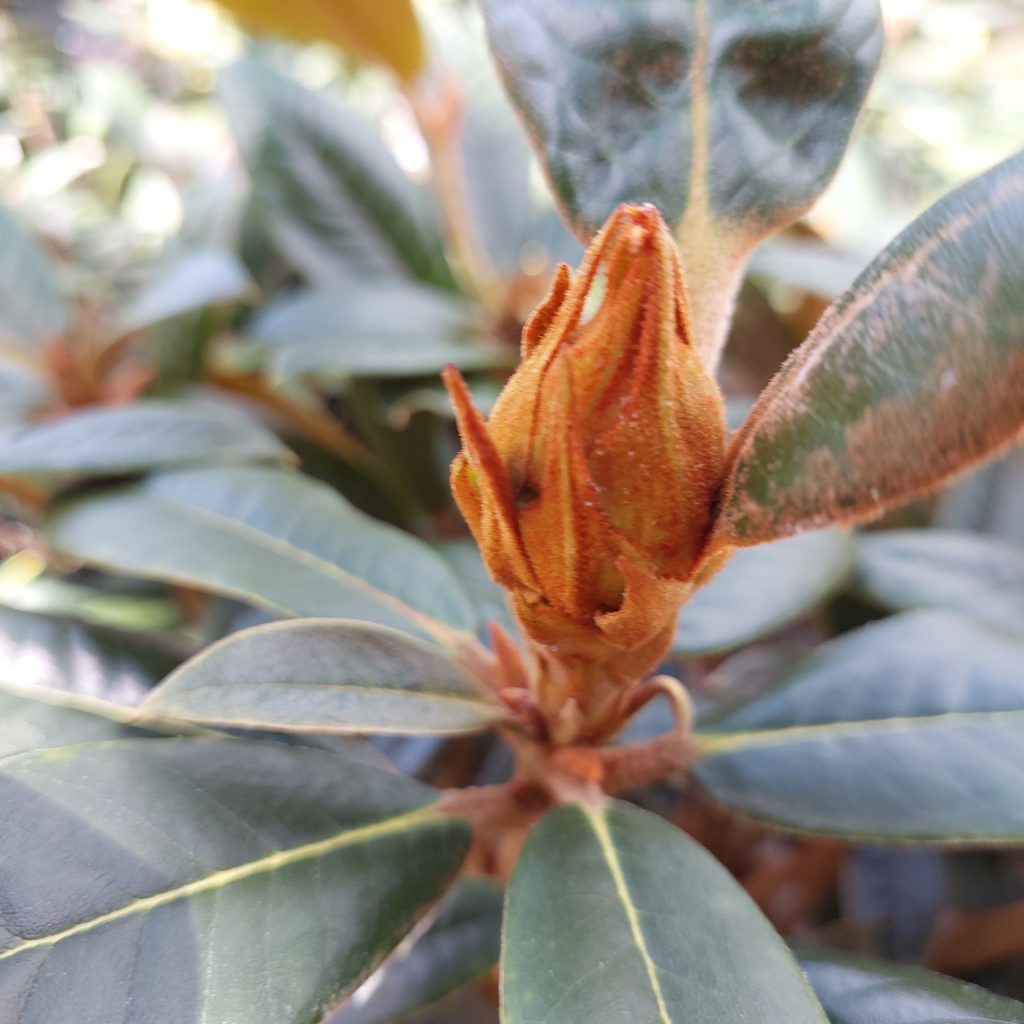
(444, 204), (726, 734)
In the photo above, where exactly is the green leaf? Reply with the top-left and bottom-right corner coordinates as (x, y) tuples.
(481, 0), (882, 361)
(222, 58), (455, 291)
(0, 686), (151, 758)
(0, 204), (67, 346)
(800, 949), (1024, 1024)
(45, 465), (478, 643)
(334, 878), (503, 1024)
(0, 738), (470, 1023)
(694, 610), (1024, 841)
(0, 399), (292, 478)
(857, 529), (1024, 637)
(0, 561), (181, 632)
(0, 361), (51, 425)
(250, 284), (509, 381)
(0, 605), (173, 709)
(144, 619), (501, 736)
(116, 249), (254, 335)
(675, 527), (852, 656)
(435, 538), (517, 638)
(502, 799), (826, 1024)
(716, 149), (1024, 545)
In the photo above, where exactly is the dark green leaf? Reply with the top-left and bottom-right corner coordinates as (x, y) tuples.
(249, 284), (509, 381)
(145, 619), (501, 736)
(334, 878), (503, 1024)
(481, 0), (882, 359)
(502, 799), (826, 1024)
(801, 949), (1024, 1024)
(116, 249), (254, 334)
(221, 58), (455, 291)
(0, 686), (151, 758)
(857, 529), (1024, 637)
(46, 465), (478, 643)
(695, 610), (1024, 840)
(0, 204), (66, 345)
(717, 149), (1024, 544)
(675, 527), (852, 656)
(0, 399), (292, 478)
(0, 738), (470, 1023)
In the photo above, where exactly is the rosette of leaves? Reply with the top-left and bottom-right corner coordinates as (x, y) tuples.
(1, 1), (1024, 1022)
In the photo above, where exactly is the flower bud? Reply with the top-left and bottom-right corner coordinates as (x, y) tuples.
(444, 204), (726, 702)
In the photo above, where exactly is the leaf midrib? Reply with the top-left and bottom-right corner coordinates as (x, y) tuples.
(697, 708), (1024, 758)
(584, 805), (672, 1024)
(0, 805), (451, 962)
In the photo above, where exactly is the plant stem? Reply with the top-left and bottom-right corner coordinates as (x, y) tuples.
(406, 75), (506, 316)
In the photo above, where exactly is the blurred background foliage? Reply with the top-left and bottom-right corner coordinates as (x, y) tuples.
(0, 0), (1023, 1019)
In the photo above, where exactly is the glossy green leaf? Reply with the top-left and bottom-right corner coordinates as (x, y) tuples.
(250, 284), (509, 381)
(481, 0), (882, 361)
(334, 878), (503, 1024)
(0, 204), (66, 346)
(801, 950), (1024, 1024)
(0, 399), (291, 478)
(145, 619), (501, 735)
(0, 605), (173, 709)
(45, 465), (477, 644)
(717, 149), (1024, 545)
(502, 799), (826, 1024)
(857, 529), (1024, 637)
(0, 738), (470, 1023)
(675, 527), (852, 656)
(116, 249), (254, 335)
(221, 59), (454, 291)
(694, 610), (1024, 841)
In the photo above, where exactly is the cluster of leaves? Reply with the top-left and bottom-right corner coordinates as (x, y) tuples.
(0, 1), (1023, 1022)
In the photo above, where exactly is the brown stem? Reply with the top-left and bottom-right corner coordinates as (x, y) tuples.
(598, 731), (702, 795)
(406, 75), (506, 315)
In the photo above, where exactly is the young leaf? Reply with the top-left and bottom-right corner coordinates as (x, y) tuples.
(502, 799), (826, 1024)
(675, 527), (852, 656)
(0, 399), (292, 478)
(857, 529), (1024, 637)
(694, 610), (1024, 841)
(480, 0), (882, 361)
(333, 878), (503, 1024)
(144, 619), (502, 736)
(0, 739), (470, 1024)
(45, 465), (478, 643)
(211, 0), (425, 82)
(0, 203), (67, 346)
(716, 149), (1024, 545)
(800, 949), (1024, 1023)
(221, 59), (454, 291)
